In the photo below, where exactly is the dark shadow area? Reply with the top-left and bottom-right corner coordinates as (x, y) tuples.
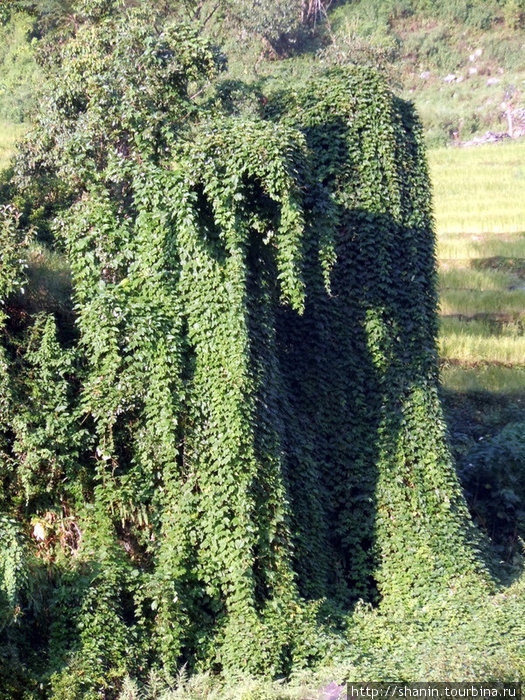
(194, 184), (228, 265)
(442, 388), (525, 582)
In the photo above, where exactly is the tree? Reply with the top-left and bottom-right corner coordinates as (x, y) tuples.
(1, 5), (501, 698)
(225, 0), (331, 56)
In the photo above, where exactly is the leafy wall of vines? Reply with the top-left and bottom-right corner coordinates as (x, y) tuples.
(0, 13), (494, 698)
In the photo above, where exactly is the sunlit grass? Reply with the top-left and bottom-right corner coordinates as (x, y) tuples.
(440, 288), (525, 316)
(429, 140), (525, 235)
(440, 317), (523, 337)
(437, 233), (525, 260)
(440, 364), (525, 394)
(438, 267), (519, 291)
(0, 120), (25, 170)
(439, 317), (524, 370)
(439, 332), (525, 365)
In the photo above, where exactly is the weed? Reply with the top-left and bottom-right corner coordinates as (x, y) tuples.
(440, 288), (525, 315)
(439, 266), (520, 291)
(439, 330), (525, 364)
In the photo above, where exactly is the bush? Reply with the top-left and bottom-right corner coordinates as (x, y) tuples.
(458, 422), (525, 560)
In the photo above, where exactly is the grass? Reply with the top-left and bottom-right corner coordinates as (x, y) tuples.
(432, 139), (525, 474)
(440, 316), (523, 337)
(438, 266), (520, 290)
(439, 332), (525, 365)
(441, 364), (525, 394)
(440, 288), (525, 315)
(436, 232), (525, 260)
(0, 120), (25, 170)
(429, 141), (525, 235)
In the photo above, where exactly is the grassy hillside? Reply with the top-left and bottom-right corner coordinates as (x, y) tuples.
(2, 2), (525, 146)
(222, 0), (525, 147)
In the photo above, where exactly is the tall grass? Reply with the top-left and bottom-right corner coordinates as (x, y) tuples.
(440, 317), (523, 337)
(438, 267), (519, 291)
(440, 288), (525, 315)
(429, 141), (525, 235)
(441, 364), (525, 393)
(437, 233), (525, 260)
(439, 332), (525, 364)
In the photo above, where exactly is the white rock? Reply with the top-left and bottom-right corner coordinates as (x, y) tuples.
(33, 522), (46, 541)
(469, 67), (478, 75)
(487, 77), (500, 86)
(444, 73), (456, 83)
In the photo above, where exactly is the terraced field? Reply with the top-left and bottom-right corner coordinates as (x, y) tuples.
(430, 141), (525, 395)
(430, 141), (525, 561)
(431, 141), (525, 235)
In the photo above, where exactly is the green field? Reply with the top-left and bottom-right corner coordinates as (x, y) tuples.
(430, 140), (525, 397)
(430, 141), (525, 234)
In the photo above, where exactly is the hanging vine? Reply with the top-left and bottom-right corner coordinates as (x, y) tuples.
(0, 6), (502, 698)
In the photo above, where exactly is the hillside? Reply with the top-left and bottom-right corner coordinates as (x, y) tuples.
(2, 0), (525, 146)
(216, 0), (525, 146)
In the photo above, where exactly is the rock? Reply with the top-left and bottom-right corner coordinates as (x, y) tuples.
(420, 70), (431, 80)
(444, 73), (456, 83)
(487, 77), (501, 86)
(461, 131), (510, 147)
(469, 66), (478, 75)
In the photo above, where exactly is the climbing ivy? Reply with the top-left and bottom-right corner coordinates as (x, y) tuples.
(0, 8), (506, 699)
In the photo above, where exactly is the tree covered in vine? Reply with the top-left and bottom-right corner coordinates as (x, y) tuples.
(0, 3), (499, 698)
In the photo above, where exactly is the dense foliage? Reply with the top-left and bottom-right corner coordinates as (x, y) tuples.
(0, 3), (523, 699)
